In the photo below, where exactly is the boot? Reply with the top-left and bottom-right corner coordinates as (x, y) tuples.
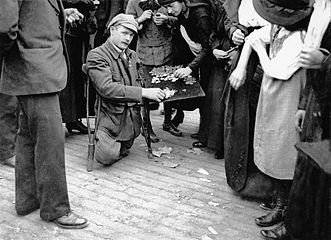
(255, 195), (287, 227)
(260, 222), (291, 239)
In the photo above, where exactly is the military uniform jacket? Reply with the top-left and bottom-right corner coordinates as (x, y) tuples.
(86, 40), (143, 141)
(0, 0), (68, 96)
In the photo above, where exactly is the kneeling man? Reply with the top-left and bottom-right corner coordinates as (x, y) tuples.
(86, 14), (165, 165)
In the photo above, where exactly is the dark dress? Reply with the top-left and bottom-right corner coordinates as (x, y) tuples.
(60, 0), (97, 123)
(174, 0), (213, 133)
(222, 0), (272, 197)
(197, 0), (231, 152)
(285, 23), (331, 240)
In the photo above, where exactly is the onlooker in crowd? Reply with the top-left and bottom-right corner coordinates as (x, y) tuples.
(199, 0), (231, 159)
(223, 0), (270, 197)
(61, 0), (97, 134)
(0, 93), (18, 167)
(158, 0), (213, 140)
(0, 0), (88, 229)
(126, 0), (181, 138)
(261, 0), (331, 238)
(85, 14), (165, 166)
(94, 0), (127, 47)
(229, 0), (312, 231)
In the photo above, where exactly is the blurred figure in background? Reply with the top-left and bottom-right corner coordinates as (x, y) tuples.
(61, 0), (97, 134)
(126, 0), (181, 138)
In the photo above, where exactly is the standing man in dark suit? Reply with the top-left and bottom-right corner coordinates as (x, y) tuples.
(0, 0), (88, 229)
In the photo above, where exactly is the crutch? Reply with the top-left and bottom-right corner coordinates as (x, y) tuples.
(82, 63), (101, 171)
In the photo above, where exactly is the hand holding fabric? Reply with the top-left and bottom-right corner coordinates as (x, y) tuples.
(299, 47), (327, 69)
(213, 49), (229, 60)
(232, 29), (245, 45)
(138, 10), (153, 24)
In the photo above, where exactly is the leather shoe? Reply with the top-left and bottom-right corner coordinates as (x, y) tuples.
(192, 141), (207, 148)
(66, 121), (88, 134)
(260, 222), (290, 239)
(163, 123), (182, 137)
(53, 212), (88, 229)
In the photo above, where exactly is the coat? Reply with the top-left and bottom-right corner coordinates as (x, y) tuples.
(285, 23), (331, 240)
(0, 0), (68, 96)
(86, 40), (143, 141)
(126, 0), (175, 66)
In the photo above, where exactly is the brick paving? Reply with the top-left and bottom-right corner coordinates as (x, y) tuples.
(0, 110), (265, 240)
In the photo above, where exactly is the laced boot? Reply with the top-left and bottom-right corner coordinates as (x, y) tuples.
(260, 222), (291, 239)
(255, 195), (287, 227)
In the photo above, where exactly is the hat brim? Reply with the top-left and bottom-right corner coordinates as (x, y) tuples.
(253, 0), (312, 27)
(115, 23), (138, 34)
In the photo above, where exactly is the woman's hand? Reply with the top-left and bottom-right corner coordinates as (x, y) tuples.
(137, 10), (153, 24)
(232, 29), (245, 45)
(153, 12), (168, 26)
(229, 67), (247, 90)
(174, 67), (192, 78)
(299, 47), (327, 69)
(64, 8), (84, 25)
(213, 49), (229, 60)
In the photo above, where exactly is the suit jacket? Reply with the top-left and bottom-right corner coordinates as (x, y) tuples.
(86, 40), (143, 141)
(0, 0), (68, 96)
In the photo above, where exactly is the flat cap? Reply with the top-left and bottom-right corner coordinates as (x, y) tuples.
(107, 13), (139, 33)
(158, 0), (182, 5)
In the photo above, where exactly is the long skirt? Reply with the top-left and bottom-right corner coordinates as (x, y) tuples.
(197, 60), (227, 152)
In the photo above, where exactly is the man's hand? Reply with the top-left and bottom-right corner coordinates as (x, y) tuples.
(299, 47), (327, 69)
(152, 12), (168, 26)
(174, 67), (192, 78)
(213, 49), (229, 60)
(64, 8), (84, 25)
(229, 67), (247, 90)
(295, 110), (306, 132)
(232, 29), (245, 45)
(142, 88), (165, 102)
(137, 10), (153, 24)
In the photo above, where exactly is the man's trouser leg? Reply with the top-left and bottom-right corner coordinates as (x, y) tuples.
(15, 93), (70, 221)
(0, 93), (18, 161)
(95, 128), (134, 165)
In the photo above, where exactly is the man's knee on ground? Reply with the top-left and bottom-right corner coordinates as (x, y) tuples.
(95, 129), (121, 165)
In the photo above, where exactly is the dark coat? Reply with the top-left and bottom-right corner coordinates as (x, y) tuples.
(94, 0), (126, 47)
(286, 23), (331, 240)
(178, 1), (212, 72)
(86, 40), (143, 141)
(0, 0), (68, 96)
